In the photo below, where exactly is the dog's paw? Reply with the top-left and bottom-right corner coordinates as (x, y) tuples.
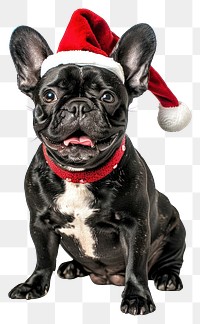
(8, 282), (49, 300)
(121, 295), (156, 315)
(8, 269), (52, 299)
(57, 260), (89, 279)
(154, 272), (183, 291)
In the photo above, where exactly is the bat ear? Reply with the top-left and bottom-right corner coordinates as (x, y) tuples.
(10, 26), (53, 98)
(111, 23), (156, 102)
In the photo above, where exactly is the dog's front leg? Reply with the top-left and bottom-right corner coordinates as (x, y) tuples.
(9, 215), (60, 299)
(120, 207), (155, 315)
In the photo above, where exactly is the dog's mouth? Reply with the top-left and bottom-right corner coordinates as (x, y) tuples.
(63, 133), (95, 148)
(41, 130), (118, 154)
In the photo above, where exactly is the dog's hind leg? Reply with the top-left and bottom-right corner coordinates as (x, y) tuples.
(149, 208), (186, 291)
(57, 260), (89, 279)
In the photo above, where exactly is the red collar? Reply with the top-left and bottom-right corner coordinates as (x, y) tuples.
(42, 137), (126, 184)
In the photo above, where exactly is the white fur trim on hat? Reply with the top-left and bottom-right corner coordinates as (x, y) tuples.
(157, 101), (192, 132)
(41, 51), (125, 83)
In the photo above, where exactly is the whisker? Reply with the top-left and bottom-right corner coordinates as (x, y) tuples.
(128, 106), (137, 112)
(26, 105), (34, 112)
(30, 137), (39, 143)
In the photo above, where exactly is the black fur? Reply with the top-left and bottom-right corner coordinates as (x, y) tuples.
(8, 24), (185, 316)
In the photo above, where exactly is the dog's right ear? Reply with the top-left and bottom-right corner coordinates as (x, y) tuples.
(10, 26), (53, 98)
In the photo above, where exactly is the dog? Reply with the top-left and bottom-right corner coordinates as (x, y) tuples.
(8, 23), (185, 315)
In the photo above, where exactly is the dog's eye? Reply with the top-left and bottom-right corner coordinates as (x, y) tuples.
(101, 93), (115, 103)
(43, 90), (57, 103)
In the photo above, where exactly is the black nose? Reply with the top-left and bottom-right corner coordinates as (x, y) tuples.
(66, 99), (93, 118)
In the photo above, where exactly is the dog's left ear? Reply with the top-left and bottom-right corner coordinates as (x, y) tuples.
(111, 24), (156, 101)
(10, 26), (53, 98)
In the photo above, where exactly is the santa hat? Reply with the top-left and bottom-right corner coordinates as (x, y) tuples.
(41, 9), (124, 82)
(41, 8), (191, 132)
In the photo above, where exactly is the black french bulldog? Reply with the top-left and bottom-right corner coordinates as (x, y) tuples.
(8, 24), (185, 315)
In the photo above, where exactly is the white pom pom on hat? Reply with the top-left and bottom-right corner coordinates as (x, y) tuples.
(41, 8), (191, 132)
(148, 67), (191, 131)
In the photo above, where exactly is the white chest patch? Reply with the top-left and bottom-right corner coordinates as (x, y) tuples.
(56, 181), (98, 258)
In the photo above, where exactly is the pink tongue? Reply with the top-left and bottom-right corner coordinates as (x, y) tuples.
(64, 136), (94, 147)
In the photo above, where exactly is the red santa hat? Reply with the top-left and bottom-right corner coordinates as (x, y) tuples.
(41, 8), (191, 132)
(41, 9), (124, 82)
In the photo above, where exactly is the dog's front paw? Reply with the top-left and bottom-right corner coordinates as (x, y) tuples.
(8, 270), (51, 299)
(9, 282), (49, 300)
(154, 272), (183, 291)
(121, 294), (156, 315)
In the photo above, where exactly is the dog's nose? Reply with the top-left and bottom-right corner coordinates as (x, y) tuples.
(66, 100), (93, 118)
